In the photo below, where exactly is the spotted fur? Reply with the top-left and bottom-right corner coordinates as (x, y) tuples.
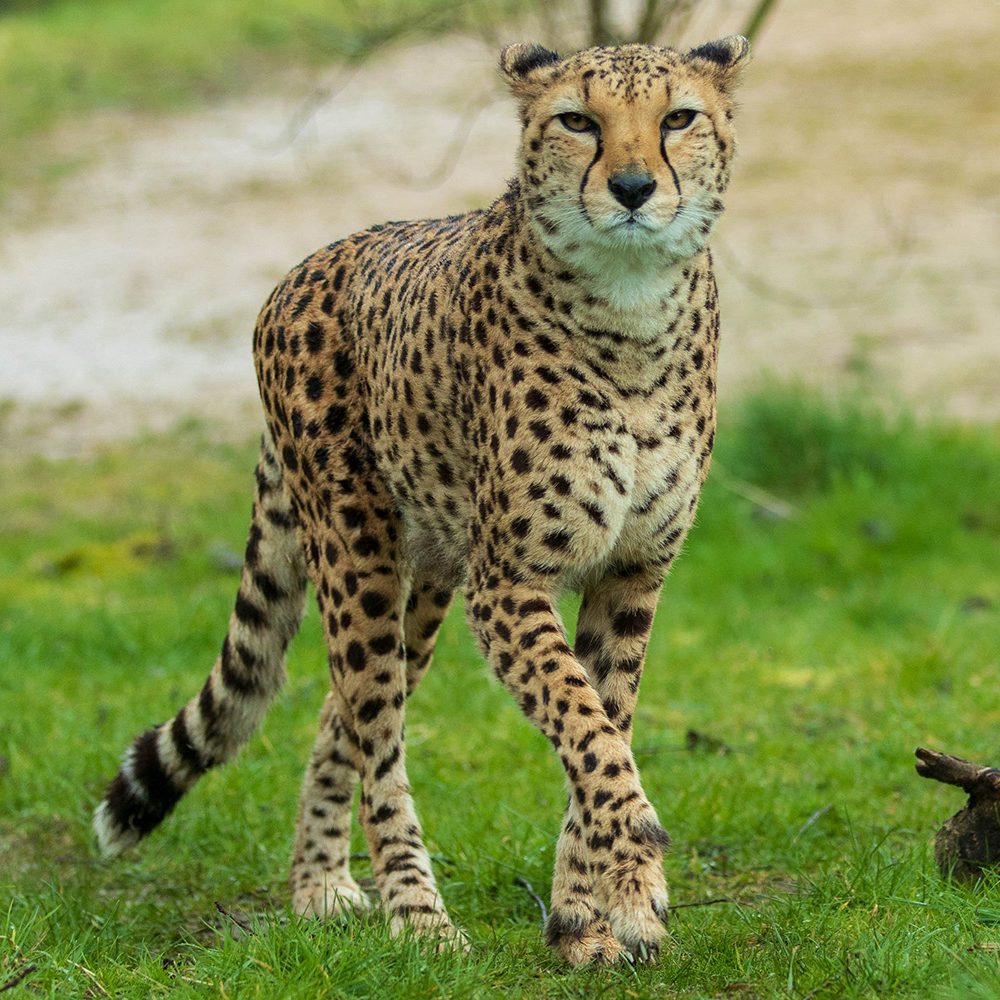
(94, 37), (750, 965)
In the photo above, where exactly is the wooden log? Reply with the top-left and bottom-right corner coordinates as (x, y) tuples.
(915, 747), (1000, 884)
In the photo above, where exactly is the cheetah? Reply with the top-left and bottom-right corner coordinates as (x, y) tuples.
(93, 36), (750, 965)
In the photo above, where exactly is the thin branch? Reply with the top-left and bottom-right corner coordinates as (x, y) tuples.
(636, 0), (695, 45)
(635, 0), (665, 43)
(276, 70), (356, 147)
(0, 965), (37, 993)
(515, 876), (549, 925)
(742, 0), (781, 43)
(589, 0), (613, 45)
(377, 94), (504, 190)
(276, 0), (480, 147)
(214, 901), (255, 937)
(793, 804), (832, 842)
(670, 897), (738, 910)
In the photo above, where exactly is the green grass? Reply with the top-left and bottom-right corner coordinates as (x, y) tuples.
(0, 0), (516, 197)
(2, 387), (1000, 998)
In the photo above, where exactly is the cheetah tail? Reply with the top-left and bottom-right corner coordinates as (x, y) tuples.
(93, 433), (308, 856)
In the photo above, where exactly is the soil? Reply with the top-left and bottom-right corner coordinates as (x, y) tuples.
(2, 0), (998, 456)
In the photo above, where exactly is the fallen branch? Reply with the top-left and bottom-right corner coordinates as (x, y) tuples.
(915, 747), (1000, 884)
(0, 964), (37, 993)
(670, 897), (736, 911)
(214, 901), (255, 937)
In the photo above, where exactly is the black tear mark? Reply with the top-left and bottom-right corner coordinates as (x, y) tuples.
(659, 134), (682, 198)
(578, 133), (604, 224)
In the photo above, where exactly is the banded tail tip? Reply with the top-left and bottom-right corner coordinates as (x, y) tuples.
(92, 798), (141, 857)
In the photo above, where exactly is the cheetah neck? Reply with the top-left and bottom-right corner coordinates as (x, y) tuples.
(513, 203), (709, 345)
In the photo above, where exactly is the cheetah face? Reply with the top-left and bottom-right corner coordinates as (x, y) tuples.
(501, 39), (749, 269)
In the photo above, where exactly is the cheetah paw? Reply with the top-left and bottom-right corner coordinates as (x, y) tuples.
(546, 911), (622, 966)
(292, 875), (372, 919)
(605, 891), (669, 964)
(389, 911), (471, 953)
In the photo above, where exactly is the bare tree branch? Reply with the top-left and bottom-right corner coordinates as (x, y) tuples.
(377, 93), (504, 190)
(635, 0), (664, 43)
(742, 0), (781, 43)
(589, 0), (613, 45)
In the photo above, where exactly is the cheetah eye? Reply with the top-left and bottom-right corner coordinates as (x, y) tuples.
(558, 112), (598, 134)
(662, 109), (698, 131)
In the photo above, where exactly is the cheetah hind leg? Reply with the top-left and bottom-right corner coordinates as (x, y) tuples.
(291, 575), (457, 921)
(291, 692), (371, 919)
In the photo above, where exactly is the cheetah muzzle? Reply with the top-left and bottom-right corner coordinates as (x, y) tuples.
(93, 35), (751, 967)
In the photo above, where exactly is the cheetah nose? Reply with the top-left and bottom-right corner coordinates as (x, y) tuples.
(608, 171), (657, 211)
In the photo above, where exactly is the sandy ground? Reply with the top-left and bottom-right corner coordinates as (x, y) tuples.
(1, 0), (998, 457)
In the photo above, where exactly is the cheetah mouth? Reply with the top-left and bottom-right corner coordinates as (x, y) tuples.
(603, 212), (656, 233)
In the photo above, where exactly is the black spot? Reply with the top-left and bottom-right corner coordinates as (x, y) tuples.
(369, 633), (396, 655)
(171, 711), (207, 775)
(358, 697), (386, 723)
(346, 641), (366, 671)
(543, 529), (572, 551)
(360, 591), (391, 619)
(324, 404), (347, 435)
(525, 388), (548, 410)
(353, 534), (381, 557)
(612, 607), (654, 637)
(305, 321), (325, 353)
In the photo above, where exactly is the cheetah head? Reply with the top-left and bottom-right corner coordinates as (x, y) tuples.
(500, 39), (749, 293)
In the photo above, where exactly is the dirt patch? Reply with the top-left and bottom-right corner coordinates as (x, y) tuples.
(1, 0), (998, 456)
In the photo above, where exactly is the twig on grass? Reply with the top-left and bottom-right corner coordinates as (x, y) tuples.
(793, 804), (833, 842)
(0, 964), (37, 993)
(515, 876), (548, 925)
(670, 897), (739, 911)
(214, 901), (255, 937)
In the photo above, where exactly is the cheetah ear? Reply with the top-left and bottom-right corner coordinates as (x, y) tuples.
(684, 35), (751, 93)
(500, 43), (561, 98)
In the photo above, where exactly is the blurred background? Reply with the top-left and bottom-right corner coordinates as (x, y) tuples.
(2, 5), (1000, 994)
(1, 0), (998, 455)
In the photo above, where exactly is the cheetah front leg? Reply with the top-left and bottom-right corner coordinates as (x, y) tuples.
(547, 566), (670, 963)
(465, 560), (670, 966)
